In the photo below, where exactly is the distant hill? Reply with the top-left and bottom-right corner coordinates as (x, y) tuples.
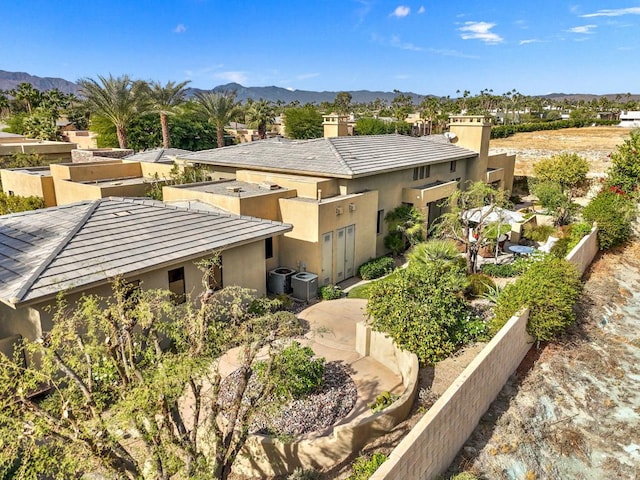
(0, 70), (637, 104)
(0, 70), (81, 95)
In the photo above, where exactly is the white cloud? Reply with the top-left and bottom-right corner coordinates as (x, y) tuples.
(582, 7), (640, 17)
(286, 87), (294, 91)
(418, 6), (425, 14)
(569, 24), (597, 34)
(428, 48), (479, 59)
(459, 22), (504, 44)
(519, 39), (542, 45)
(390, 35), (423, 51)
(391, 5), (410, 18)
(296, 73), (320, 80)
(214, 71), (248, 84)
(173, 23), (187, 34)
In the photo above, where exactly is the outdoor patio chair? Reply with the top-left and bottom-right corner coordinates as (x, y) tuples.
(538, 236), (559, 254)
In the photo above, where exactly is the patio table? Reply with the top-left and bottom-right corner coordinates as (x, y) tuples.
(508, 245), (534, 257)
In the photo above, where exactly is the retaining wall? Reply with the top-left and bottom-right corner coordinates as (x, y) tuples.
(371, 309), (532, 479)
(233, 325), (419, 477)
(566, 225), (599, 276)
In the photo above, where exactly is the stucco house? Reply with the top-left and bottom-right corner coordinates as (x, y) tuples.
(163, 115), (515, 287)
(0, 197), (291, 364)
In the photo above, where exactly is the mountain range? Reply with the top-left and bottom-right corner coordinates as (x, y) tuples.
(1, 70), (638, 104)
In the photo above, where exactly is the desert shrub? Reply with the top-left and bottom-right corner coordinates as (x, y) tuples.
(553, 221), (593, 257)
(480, 262), (518, 278)
(256, 342), (325, 399)
(248, 295), (290, 315)
(383, 231), (405, 255)
(523, 223), (556, 243)
(582, 190), (636, 250)
(0, 192), (45, 215)
(467, 273), (496, 298)
(451, 473), (479, 480)
(605, 129), (640, 194)
(357, 256), (395, 280)
(367, 261), (485, 365)
(349, 453), (388, 480)
(490, 256), (582, 342)
(368, 390), (399, 412)
(319, 284), (343, 300)
(532, 180), (565, 211)
(287, 468), (322, 480)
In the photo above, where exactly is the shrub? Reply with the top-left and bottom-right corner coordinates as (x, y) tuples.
(358, 256), (395, 280)
(451, 473), (479, 480)
(480, 262), (518, 278)
(490, 256), (582, 342)
(367, 261), (485, 365)
(383, 231), (405, 255)
(349, 453), (388, 480)
(288, 468), (322, 480)
(582, 190), (636, 250)
(408, 239), (461, 266)
(605, 129), (640, 194)
(523, 224), (556, 243)
(319, 284), (343, 300)
(532, 181), (565, 211)
(467, 273), (496, 298)
(368, 391), (399, 412)
(256, 342), (325, 399)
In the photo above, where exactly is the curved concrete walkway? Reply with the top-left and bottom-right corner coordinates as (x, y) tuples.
(218, 299), (404, 426)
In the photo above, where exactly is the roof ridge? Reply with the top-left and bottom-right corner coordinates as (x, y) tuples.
(325, 137), (354, 175)
(12, 199), (101, 303)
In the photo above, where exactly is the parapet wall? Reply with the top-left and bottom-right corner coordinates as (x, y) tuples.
(71, 148), (133, 163)
(233, 325), (419, 477)
(566, 225), (599, 276)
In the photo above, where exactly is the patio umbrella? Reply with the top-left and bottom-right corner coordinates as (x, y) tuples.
(462, 206), (525, 259)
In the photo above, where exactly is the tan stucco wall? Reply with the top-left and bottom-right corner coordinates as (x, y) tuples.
(219, 241), (268, 295)
(0, 141), (76, 161)
(372, 309), (533, 480)
(233, 322), (419, 477)
(1, 169), (57, 207)
(449, 116), (491, 184)
(488, 153), (516, 192)
(237, 170), (338, 199)
(137, 162), (182, 179)
(50, 161), (142, 182)
(63, 131), (98, 149)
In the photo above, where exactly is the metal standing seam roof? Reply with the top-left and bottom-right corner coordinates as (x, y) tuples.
(0, 197), (292, 306)
(179, 135), (478, 178)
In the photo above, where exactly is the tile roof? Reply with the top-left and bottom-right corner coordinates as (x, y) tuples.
(0, 197), (291, 305)
(180, 135), (477, 179)
(124, 148), (193, 164)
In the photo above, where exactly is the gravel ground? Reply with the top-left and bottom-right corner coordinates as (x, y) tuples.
(219, 360), (357, 437)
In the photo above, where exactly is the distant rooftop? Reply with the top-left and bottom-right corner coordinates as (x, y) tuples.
(175, 180), (289, 198)
(124, 148), (193, 164)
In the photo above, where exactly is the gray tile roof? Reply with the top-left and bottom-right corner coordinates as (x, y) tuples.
(0, 197), (291, 305)
(124, 148), (193, 164)
(180, 135), (477, 179)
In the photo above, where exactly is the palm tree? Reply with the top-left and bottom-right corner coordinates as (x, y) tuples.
(144, 80), (190, 148)
(245, 98), (275, 139)
(78, 74), (146, 148)
(195, 91), (241, 148)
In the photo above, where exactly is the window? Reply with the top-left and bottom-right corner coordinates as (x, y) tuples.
(413, 165), (431, 181)
(207, 262), (223, 291)
(377, 209), (384, 235)
(265, 237), (273, 259)
(450, 161), (457, 172)
(168, 267), (186, 304)
(413, 167), (419, 181)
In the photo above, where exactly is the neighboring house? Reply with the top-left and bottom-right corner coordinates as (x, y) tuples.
(619, 111), (640, 128)
(123, 147), (193, 164)
(61, 130), (99, 149)
(0, 156), (193, 207)
(0, 132), (76, 162)
(0, 197), (292, 364)
(164, 115), (515, 287)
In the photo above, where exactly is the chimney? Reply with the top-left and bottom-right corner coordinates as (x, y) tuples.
(322, 113), (349, 138)
(448, 115), (492, 185)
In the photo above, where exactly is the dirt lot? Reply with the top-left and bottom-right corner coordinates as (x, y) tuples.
(489, 126), (632, 177)
(447, 242), (640, 480)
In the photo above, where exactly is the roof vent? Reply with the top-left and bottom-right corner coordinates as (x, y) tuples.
(226, 186), (242, 193)
(260, 183), (280, 190)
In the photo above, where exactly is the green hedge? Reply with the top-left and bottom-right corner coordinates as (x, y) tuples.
(583, 190), (636, 250)
(357, 256), (395, 280)
(491, 119), (619, 139)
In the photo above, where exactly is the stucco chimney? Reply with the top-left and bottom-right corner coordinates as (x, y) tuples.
(448, 115), (492, 185)
(322, 113), (349, 138)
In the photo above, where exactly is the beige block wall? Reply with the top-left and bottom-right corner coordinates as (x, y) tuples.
(1, 169), (57, 207)
(233, 322), (419, 477)
(137, 162), (181, 179)
(372, 309), (533, 480)
(0, 141), (76, 161)
(566, 225), (599, 276)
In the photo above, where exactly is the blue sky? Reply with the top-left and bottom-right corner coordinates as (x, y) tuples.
(1, 1), (639, 96)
